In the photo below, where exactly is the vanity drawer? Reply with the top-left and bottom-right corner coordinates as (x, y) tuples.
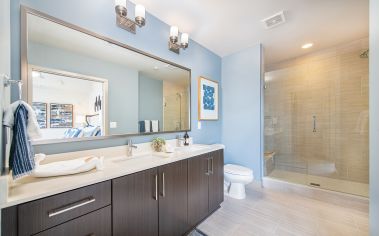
(35, 206), (111, 236)
(18, 181), (111, 236)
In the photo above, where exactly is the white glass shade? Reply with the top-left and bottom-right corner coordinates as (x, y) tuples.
(181, 33), (189, 45)
(170, 26), (179, 38)
(135, 4), (145, 19)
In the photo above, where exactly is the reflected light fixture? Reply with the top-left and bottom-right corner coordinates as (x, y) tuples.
(302, 43), (313, 49)
(168, 26), (189, 54)
(115, 0), (146, 34)
(31, 71), (41, 78)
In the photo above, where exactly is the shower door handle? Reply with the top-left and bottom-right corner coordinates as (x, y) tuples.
(313, 115), (316, 132)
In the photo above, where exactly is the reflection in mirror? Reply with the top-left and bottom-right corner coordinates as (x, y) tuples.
(25, 11), (191, 142)
(29, 68), (108, 141)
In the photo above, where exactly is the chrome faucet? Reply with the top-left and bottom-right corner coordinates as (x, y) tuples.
(126, 139), (138, 157)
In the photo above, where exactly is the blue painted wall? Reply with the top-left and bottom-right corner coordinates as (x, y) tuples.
(138, 74), (163, 131)
(370, 0), (378, 234)
(10, 0), (222, 154)
(221, 45), (263, 180)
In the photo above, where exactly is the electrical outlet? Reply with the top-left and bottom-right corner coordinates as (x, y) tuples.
(110, 122), (117, 129)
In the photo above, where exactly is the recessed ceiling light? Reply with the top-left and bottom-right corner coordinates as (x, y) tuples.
(153, 66), (159, 70)
(302, 43), (313, 49)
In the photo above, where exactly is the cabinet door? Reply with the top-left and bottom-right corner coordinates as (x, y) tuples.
(208, 149), (224, 213)
(158, 160), (189, 236)
(1, 206), (17, 236)
(188, 154), (210, 227)
(112, 168), (158, 236)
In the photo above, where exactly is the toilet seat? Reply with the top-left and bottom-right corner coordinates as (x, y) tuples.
(224, 164), (254, 199)
(224, 164), (252, 176)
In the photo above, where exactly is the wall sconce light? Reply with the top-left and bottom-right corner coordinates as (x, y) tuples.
(115, 0), (146, 34)
(169, 26), (189, 54)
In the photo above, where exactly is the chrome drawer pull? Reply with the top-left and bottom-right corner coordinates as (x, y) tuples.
(206, 158), (210, 175)
(162, 172), (165, 197)
(210, 157), (214, 175)
(154, 174), (158, 200)
(48, 197), (96, 218)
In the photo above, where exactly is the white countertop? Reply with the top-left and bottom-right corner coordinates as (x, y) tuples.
(0, 142), (224, 209)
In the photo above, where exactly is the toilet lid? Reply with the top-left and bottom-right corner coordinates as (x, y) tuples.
(224, 164), (253, 176)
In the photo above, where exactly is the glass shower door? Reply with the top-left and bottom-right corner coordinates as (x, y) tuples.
(264, 39), (369, 197)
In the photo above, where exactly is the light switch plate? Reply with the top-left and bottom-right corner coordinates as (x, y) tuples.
(197, 121), (202, 129)
(110, 122), (117, 129)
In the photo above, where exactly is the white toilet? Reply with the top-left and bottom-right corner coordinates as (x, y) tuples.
(224, 164), (254, 199)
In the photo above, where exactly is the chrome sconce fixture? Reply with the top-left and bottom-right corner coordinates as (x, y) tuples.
(115, 0), (146, 34)
(168, 26), (189, 54)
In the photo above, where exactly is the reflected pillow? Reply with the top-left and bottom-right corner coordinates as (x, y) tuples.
(64, 128), (81, 138)
(81, 126), (101, 137)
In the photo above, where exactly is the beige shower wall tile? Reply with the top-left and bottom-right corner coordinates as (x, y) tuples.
(264, 38), (369, 183)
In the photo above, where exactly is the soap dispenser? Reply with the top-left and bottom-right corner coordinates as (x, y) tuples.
(184, 131), (190, 146)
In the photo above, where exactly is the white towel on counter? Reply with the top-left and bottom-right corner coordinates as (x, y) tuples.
(151, 120), (159, 132)
(144, 120), (151, 133)
(31, 154), (104, 178)
(3, 101), (42, 140)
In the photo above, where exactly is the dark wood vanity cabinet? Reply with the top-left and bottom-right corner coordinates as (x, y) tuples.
(158, 160), (189, 236)
(18, 181), (111, 236)
(208, 149), (224, 213)
(112, 159), (189, 236)
(112, 167), (159, 236)
(0, 181), (112, 236)
(188, 150), (224, 228)
(1, 149), (224, 236)
(188, 152), (210, 227)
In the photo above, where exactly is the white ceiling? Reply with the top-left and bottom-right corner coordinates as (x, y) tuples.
(131, 0), (369, 65)
(33, 72), (101, 92)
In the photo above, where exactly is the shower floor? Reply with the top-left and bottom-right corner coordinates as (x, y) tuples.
(268, 169), (369, 197)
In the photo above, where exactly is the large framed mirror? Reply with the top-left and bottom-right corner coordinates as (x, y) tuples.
(21, 7), (191, 144)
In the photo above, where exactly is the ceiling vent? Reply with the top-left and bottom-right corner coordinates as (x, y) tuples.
(261, 11), (286, 29)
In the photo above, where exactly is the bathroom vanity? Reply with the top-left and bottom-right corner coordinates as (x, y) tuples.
(1, 144), (224, 236)
(1, 6), (224, 236)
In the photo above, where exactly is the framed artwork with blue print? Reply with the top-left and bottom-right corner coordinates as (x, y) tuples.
(198, 77), (219, 120)
(32, 102), (47, 128)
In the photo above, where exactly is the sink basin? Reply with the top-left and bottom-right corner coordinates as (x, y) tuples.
(175, 145), (209, 153)
(151, 146), (209, 158)
(111, 153), (154, 163)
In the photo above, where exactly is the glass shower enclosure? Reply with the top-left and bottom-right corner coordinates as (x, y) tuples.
(264, 39), (369, 197)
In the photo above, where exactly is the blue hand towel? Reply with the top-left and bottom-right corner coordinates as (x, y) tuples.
(139, 121), (146, 133)
(9, 104), (35, 179)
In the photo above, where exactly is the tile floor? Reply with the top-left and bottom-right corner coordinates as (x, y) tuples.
(198, 183), (369, 236)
